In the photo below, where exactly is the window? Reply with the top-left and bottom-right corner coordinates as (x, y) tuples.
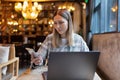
(90, 0), (101, 34)
(90, 0), (119, 34)
(107, 0), (118, 32)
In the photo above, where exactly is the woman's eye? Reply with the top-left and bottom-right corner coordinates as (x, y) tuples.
(54, 22), (57, 25)
(59, 21), (64, 24)
(54, 21), (64, 25)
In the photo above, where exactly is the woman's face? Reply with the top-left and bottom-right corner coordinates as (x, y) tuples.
(53, 14), (68, 38)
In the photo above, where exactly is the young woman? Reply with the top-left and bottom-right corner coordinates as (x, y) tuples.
(30, 9), (101, 80)
(31, 9), (89, 65)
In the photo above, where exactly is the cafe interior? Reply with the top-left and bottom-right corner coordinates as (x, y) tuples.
(1, 0), (120, 80)
(0, 0), (90, 79)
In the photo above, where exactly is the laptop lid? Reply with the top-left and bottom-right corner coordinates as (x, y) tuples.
(47, 51), (100, 80)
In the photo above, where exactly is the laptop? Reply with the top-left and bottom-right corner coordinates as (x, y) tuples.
(47, 51), (100, 80)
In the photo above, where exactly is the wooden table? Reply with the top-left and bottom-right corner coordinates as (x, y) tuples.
(17, 66), (101, 80)
(17, 66), (48, 80)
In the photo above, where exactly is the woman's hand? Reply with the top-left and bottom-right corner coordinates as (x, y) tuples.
(31, 52), (43, 65)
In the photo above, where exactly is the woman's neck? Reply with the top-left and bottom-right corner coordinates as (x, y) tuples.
(60, 33), (66, 38)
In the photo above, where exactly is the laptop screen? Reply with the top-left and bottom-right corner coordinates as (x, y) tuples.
(47, 51), (100, 80)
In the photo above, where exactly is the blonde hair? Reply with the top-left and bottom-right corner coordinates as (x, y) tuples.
(52, 9), (74, 48)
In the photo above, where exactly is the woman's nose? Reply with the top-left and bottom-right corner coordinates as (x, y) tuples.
(55, 24), (60, 28)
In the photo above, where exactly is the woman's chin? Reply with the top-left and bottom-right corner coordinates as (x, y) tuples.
(58, 32), (63, 35)
(57, 31), (62, 34)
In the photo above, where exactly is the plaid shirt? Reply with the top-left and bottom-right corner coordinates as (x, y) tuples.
(37, 33), (89, 59)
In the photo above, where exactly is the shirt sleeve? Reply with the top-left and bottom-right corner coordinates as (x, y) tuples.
(81, 38), (89, 51)
(75, 34), (89, 51)
(37, 35), (49, 60)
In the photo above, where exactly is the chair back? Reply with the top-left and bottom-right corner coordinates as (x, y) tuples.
(0, 44), (15, 60)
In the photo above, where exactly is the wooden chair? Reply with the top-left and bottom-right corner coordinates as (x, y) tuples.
(0, 44), (19, 80)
